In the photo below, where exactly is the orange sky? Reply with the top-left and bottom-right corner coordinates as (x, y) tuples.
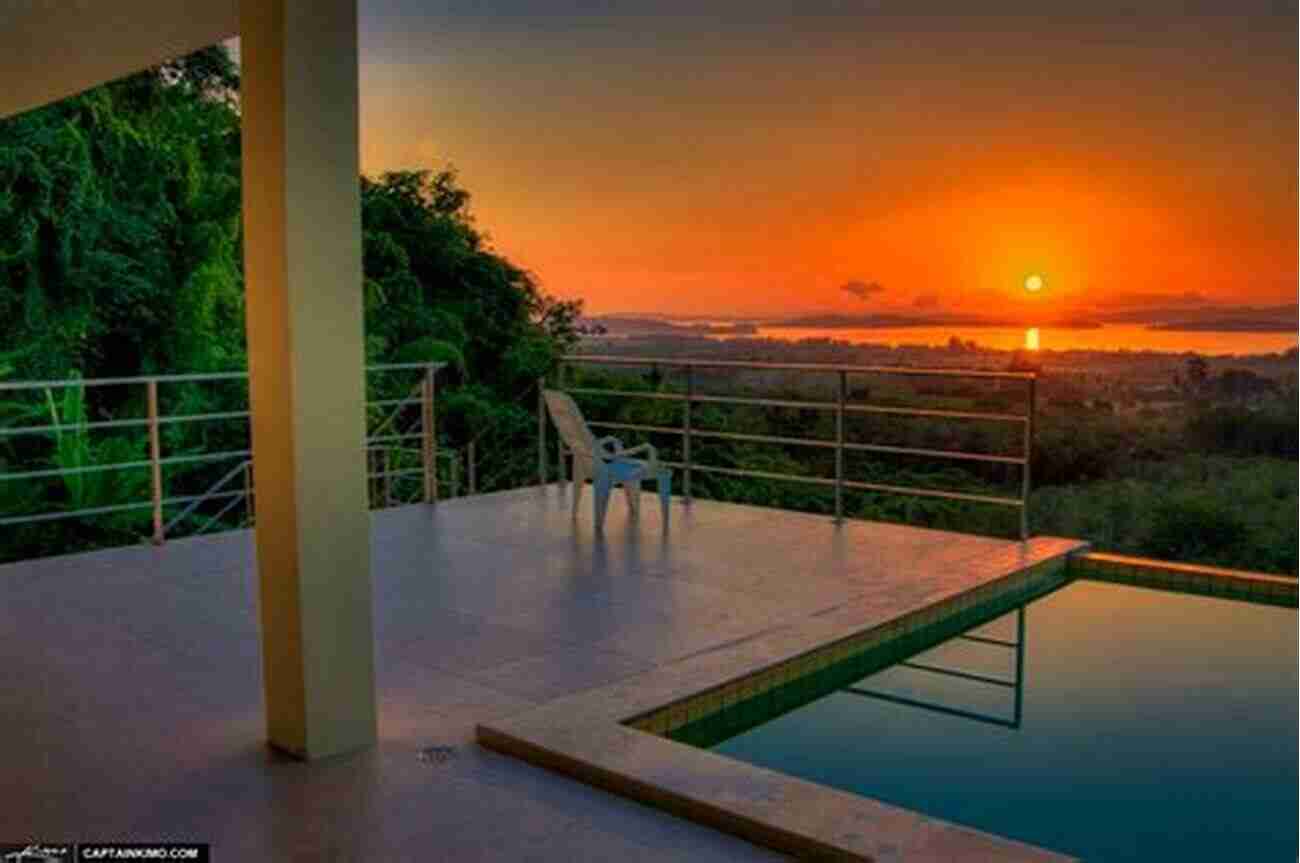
(355, 2), (1297, 319)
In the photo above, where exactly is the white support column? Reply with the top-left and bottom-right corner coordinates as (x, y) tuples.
(241, 0), (376, 759)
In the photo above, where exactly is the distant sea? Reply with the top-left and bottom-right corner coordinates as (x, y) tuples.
(711, 323), (1298, 355)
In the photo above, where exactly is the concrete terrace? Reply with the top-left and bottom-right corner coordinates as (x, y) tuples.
(2, 486), (1082, 860)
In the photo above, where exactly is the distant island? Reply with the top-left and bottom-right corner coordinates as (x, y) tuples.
(767, 313), (1105, 330)
(586, 302), (1298, 337)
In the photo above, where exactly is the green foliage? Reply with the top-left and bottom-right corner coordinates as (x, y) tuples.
(1186, 403), (1298, 459)
(1032, 456), (1297, 575)
(0, 46), (584, 561)
(47, 384), (146, 516)
(0, 46), (245, 384)
(360, 168), (580, 391)
(1, 45), (1293, 582)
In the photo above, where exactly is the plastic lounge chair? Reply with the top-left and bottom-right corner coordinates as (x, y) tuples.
(543, 389), (672, 531)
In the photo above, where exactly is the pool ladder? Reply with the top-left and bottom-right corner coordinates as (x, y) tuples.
(845, 606), (1026, 729)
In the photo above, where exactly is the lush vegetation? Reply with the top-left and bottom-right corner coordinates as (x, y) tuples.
(2, 45), (1295, 576)
(0, 46), (579, 561)
(566, 360), (1298, 575)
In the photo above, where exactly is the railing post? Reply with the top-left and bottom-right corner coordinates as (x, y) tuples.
(467, 439), (477, 495)
(537, 376), (548, 485)
(556, 362), (567, 487)
(1020, 375), (1036, 541)
(835, 370), (846, 523)
(683, 364), (694, 503)
(383, 448), (392, 507)
(422, 365), (437, 504)
(243, 460), (254, 525)
(147, 378), (164, 544)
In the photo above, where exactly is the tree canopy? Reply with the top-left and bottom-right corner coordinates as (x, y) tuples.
(0, 44), (582, 561)
(0, 47), (245, 381)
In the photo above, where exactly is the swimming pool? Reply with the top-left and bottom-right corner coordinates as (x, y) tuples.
(672, 579), (1298, 862)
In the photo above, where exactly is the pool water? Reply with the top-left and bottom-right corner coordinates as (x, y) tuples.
(702, 580), (1298, 862)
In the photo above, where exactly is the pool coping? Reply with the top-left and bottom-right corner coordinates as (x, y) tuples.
(478, 538), (1087, 862)
(477, 544), (1296, 861)
(1070, 551), (1298, 607)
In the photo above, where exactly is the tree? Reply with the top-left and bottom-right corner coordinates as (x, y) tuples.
(1183, 355), (1209, 396)
(0, 46), (245, 384)
(1, 45), (586, 560)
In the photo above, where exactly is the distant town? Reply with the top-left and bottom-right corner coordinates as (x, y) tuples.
(579, 314), (1299, 413)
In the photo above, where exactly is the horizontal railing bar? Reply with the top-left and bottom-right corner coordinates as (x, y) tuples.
(0, 417), (152, 436)
(842, 442), (1025, 465)
(842, 479), (1023, 507)
(160, 451), (252, 468)
(157, 410), (250, 425)
(564, 354), (1036, 381)
(0, 372), (244, 391)
(0, 491), (246, 527)
(0, 500), (156, 525)
(567, 387), (1018, 426)
(567, 387), (684, 401)
(675, 462), (837, 487)
(660, 462), (1017, 505)
(691, 393), (834, 411)
(566, 386), (835, 411)
(367, 398), (422, 409)
(367, 362), (447, 372)
(897, 660), (1017, 688)
(845, 404), (1026, 423)
(169, 490), (245, 505)
(3, 443), (445, 484)
(0, 450), (253, 482)
(587, 421), (684, 436)
(367, 446), (442, 459)
(578, 420), (1022, 465)
(956, 633), (1019, 648)
(0, 363), (446, 392)
(0, 460), (155, 481)
(371, 467), (426, 480)
(366, 433), (424, 444)
(692, 429), (837, 449)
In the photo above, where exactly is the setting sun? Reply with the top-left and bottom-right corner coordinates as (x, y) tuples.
(1024, 274), (1045, 293)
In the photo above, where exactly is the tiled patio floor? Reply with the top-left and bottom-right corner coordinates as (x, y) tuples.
(1, 485), (1077, 860)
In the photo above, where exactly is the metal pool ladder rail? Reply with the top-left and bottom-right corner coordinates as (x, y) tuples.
(845, 606), (1027, 729)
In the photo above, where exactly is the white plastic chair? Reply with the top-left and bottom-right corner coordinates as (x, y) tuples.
(543, 389), (672, 531)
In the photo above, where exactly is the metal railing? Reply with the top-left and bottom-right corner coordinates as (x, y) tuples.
(544, 355), (1037, 539)
(0, 363), (447, 541)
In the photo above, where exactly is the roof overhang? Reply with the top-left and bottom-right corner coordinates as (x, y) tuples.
(0, 0), (239, 119)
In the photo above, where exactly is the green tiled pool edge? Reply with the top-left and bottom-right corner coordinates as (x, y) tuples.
(478, 542), (1294, 862)
(1070, 551), (1297, 608)
(626, 556), (1072, 741)
(477, 537), (1088, 863)
(642, 553), (1296, 745)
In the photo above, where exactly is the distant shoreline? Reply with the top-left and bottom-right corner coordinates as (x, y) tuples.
(582, 319), (1298, 358)
(1148, 321), (1299, 333)
(589, 306), (1298, 335)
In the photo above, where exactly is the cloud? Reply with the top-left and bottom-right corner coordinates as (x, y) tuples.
(841, 280), (884, 301)
(912, 293), (939, 309)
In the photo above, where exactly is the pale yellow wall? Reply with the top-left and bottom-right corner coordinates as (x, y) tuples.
(0, 0), (238, 119)
(241, 0), (377, 759)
